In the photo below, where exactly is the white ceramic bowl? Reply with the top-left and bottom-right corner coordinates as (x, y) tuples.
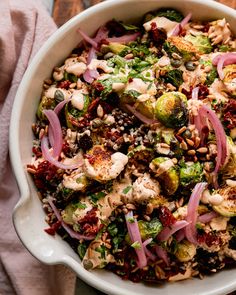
(10, 1), (236, 294)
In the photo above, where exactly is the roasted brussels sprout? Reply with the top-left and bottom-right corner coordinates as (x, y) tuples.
(164, 36), (198, 61)
(185, 34), (213, 54)
(150, 157), (179, 195)
(221, 137), (236, 179)
(62, 199), (90, 225)
(107, 42), (129, 55)
(175, 240), (197, 262)
(138, 218), (163, 240)
(36, 96), (56, 119)
(155, 91), (188, 128)
(213, 186), (236, 217)
(223, 64), (236, 96)
(179, 162), (203, 187)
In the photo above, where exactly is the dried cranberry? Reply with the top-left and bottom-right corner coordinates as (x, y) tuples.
(149, 22), (167, 47)
(78, 208), (99, 235)
(197, 231), (221, 247)
(157, 206), (176, 227)
(44, 220), (61, 235)
(78, 134), (93, 152)
(58, 80), (71, 89)
(32, 146), (42, 159)
(223, 99), (236, 129)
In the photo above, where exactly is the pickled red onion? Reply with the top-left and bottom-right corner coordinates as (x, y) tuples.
(198, 211), (218, 223)
(185, 182), (208, 245)
(41, 136), (83, 170)
(212, 53), (236, 80)
(107, 32), (140, 43)
(43, 109), (63, 158)
(47, 198), (95, 240)
(125, 104), (158, 125)
(155, 246), (169, 266)
(171, 13), (192, 36)
(143, 238), (156, 261)
(125, 211), (147, 269)
(77, 28), (98, 49)
(157, 220), (189, 242)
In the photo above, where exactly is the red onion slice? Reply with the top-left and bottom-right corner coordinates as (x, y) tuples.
(107, 32), (140, 44)
(143, 238), (156, 261)
(83, 46), (99, 83)
(192, 87), (199, 100)
(175, 229), (185, 242)
(77, 28), (98, 49)
(125, 104), (158, 125)
(155, 246), (170, 266)
(41, 136), (83, 170)
(94, 25), (109, 42)
(213, 53), (236, 79)
(171, 13), (192, 36)
(185, 182), (208, 245)
(125, 211), (147, 269)
(43, 109), (63, 158)
(199, 105), (227, 187)
(157, 220), (189, 242)
(198, 211), (218, 223)
(47, 198), (95, 241)
(54, 99), (70, 115)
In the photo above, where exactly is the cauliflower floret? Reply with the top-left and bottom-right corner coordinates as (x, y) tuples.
(63, 170), (88, 191)
(132, 173), (160, 203)
(84, 146), (128, 182)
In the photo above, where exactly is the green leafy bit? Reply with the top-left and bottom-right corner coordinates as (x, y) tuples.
(163, 69), (183, 88)
(131, 241), (141, 249)
(218, 44), (231, 52)
(155, 8), (184, 22)
(89, 191), (106, 204)
(95, 244), (107, 259)
(127, 217), (135, 223)
(205, 67), (218, 86)
(119, 22), (139, 31)
(75, 202), (87, 210)
(107, 223), (118, 237)
(122, 186), (132, 194)
(77, 243), (87, 259)
(64, 72), (77, 83)
(179, 162), (203, 186)
(185, 35), (213, 54)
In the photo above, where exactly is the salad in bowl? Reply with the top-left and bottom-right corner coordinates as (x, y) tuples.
(26, 6), (236, 285)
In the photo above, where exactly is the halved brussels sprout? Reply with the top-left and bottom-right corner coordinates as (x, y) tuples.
(185, 35), (213, 54)
(165, 36), (198, 61)
(138, 218), (163, 240)
(221, 136), (236, 179)
(107, 42), (129, 55)
(179, 162), (203, 187)
(175, 240), (196, 262)
(37, 96), (56, 119)
(150, 157), (179, 195)
(155, 92), (188, 128)
(213, 186), (236, 217)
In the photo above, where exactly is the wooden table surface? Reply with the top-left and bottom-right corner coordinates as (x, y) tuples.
(53, 0), (236, 27)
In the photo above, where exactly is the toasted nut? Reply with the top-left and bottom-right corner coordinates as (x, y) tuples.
(54, 66), (60, 72)
(206, 154), (211, 160)
(126, 203), (136, 210)
(172, 158), (178, 164)
(144, 215), (151, 221)
(194, 136), (201, 148)
(44, 78), (52, 85)
(180, 141), (188, 150)
(186, 138), (195, 146)
(122, 208), (128, 214)
(160, 143), (170, 148)
(146, 203), (153, 215)
(193, 156), (198, 162)
(187, 149), (196, 156)
(188, 124), (195, 132)
(27, 167), (36, 174)
(69, 82), (76, 88)
(43, 83), (50, 89)
(197, 147), (208, 154)
(177, 126), (187, 135)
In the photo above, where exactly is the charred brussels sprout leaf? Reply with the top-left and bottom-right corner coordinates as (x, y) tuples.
(155, 92), (188, 128)
(154, 8), (184, 22)
(206, 67), (218, 86)
(179, 162), (203, 187)
(185, 35), (213, 54)
(64, 72), (77, 83)
(213, 187), (236, 217)
(37, 96), (56, 119)
(163, 69), (183, 88)
(138, 218), (163, 240)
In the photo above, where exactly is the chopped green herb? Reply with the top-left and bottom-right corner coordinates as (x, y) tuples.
(127, 217), (135, 223)
(95, 244), (107, 259)
(89, 191), (106, 204)
(75, 202), (87, 210)
(119, 22), (139, 31)
(131, 241), (141, 249)
(107, 223), (118, 237)
(122, 186), (132, 194)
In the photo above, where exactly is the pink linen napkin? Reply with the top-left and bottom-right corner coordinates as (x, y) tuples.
(0, 1), (76, 294)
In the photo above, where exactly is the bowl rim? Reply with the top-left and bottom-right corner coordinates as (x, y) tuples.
(9, 0), (236, 294)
